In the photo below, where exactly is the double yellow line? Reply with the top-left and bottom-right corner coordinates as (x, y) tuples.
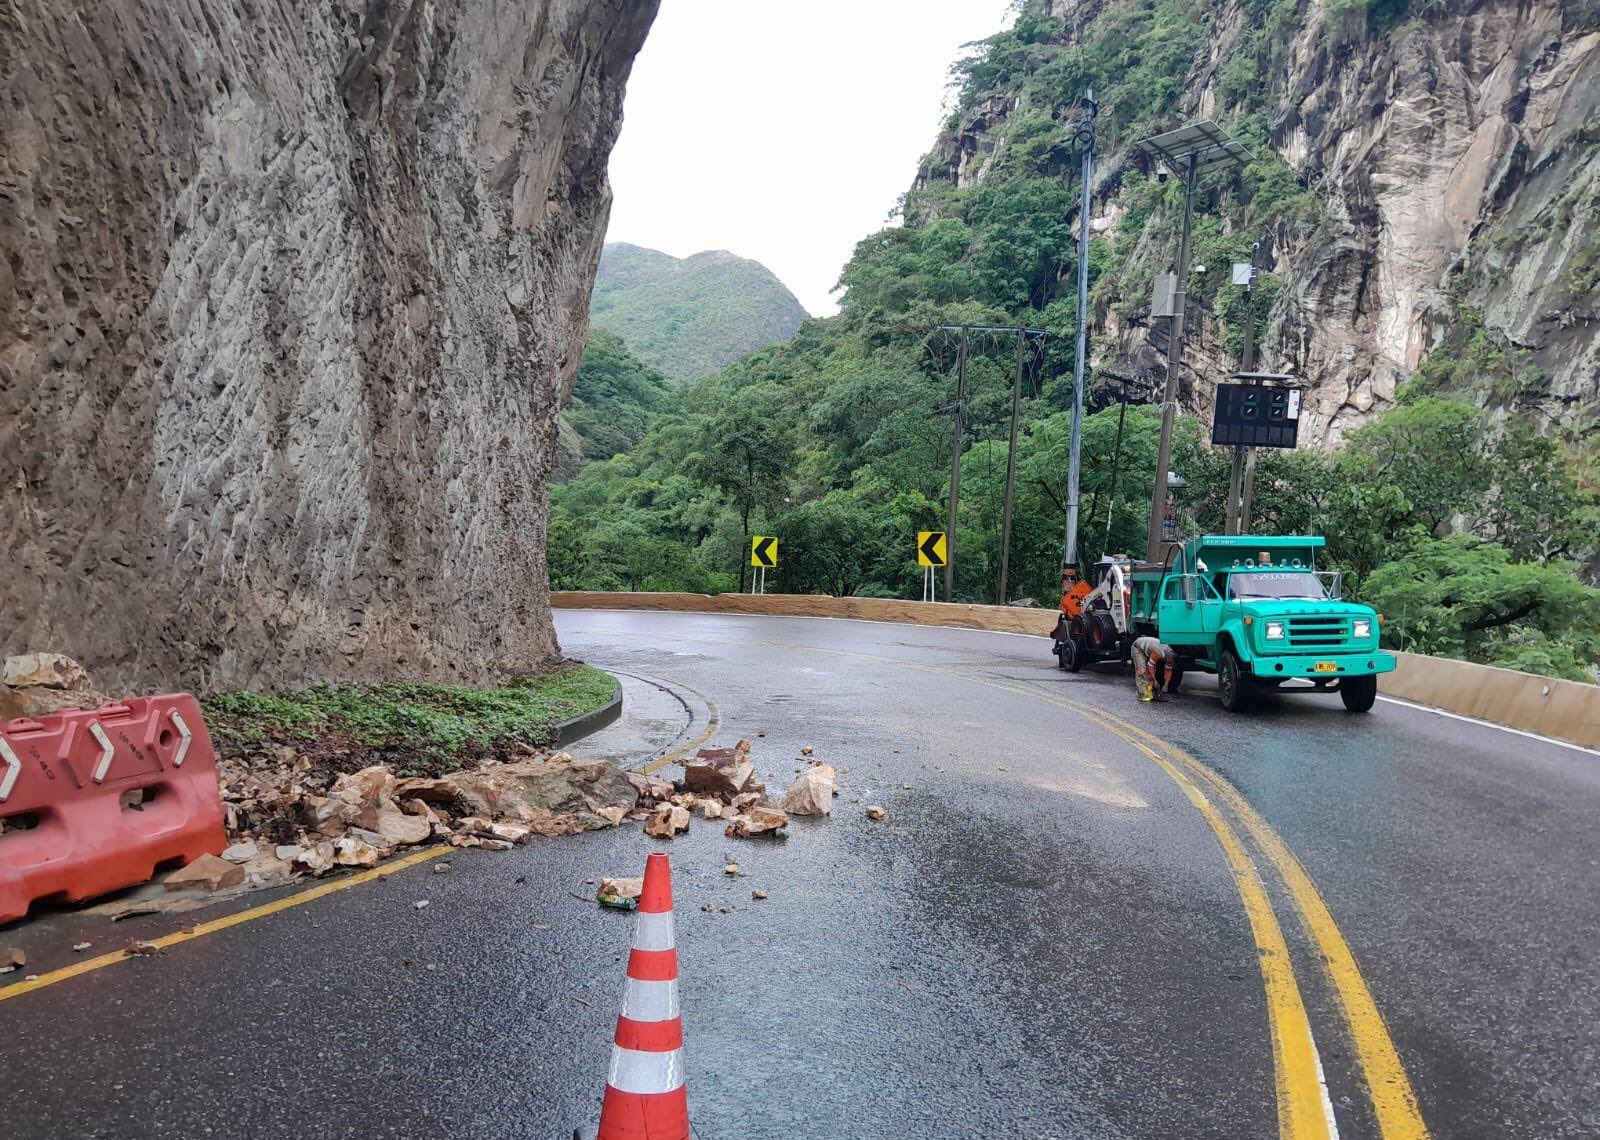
(982, 674), (1430, 1140)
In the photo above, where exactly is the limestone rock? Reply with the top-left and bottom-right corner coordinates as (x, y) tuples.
(644, 804), (691, 839)
(2, 653), (91, 690)
(0, 1), (661, 691)
(164, 854), (246, 892)
(780, 765), (838, 816)
(725, 805), (789, 838)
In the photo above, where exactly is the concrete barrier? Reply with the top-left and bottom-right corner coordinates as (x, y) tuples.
(552, 592), (1600, 750)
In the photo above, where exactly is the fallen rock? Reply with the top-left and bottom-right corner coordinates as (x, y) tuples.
(683, 745), (756, 798)
(375, 808), (431, 848)
(780, 764), (838, 816)
(395, 756), (638, 828)
(598, 876), (644, 905)
(698, 800), (725, 820)
(725, 804), (789, 838)
(625, 772), (676, 802)
(164, 853), (246, 892)
(3, 652), (90, 690)
(644, 803), (691, 839)
(293, 841), (336, 875)
(723, 861), (742, 876)
(0, 948), (25, 969)
(489, 821), (534, 844)
(0, 683), (112, 721)
(220, 841), (260, 864)
(333, 836), (381, 868)
(865, 805), (886, 821)
(596, 805), (627, 827)
(752, 889), (768, 900)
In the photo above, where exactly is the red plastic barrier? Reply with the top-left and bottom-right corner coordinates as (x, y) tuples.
(0, 694), (227, 924)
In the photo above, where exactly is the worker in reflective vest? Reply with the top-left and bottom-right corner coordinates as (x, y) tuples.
(1131, 636), (1175, 703)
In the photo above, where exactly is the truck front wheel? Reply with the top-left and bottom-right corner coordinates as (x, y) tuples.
(1217, 649), (1253, 713)
(1340, 674), (1378, 712)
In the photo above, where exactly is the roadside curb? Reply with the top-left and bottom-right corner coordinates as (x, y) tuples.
(550, 677), (624, 747)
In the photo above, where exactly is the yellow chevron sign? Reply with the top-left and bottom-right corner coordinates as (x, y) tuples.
(917, 531), (948, 568)
(750, 536), (779, 568)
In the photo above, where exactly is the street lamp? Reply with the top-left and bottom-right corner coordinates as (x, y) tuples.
(1134, 121), (1250, 564)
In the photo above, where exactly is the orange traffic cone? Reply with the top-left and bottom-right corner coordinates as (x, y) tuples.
(593, 852), (690, 1140)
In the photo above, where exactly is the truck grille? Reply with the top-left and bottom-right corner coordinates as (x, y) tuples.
(1287, 615), (1347, 648)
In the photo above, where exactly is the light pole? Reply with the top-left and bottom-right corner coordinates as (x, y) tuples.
(1061, 91), (1096, 580)
(1225, 240), (1260, 534)
(1134, 122), (1250, 564)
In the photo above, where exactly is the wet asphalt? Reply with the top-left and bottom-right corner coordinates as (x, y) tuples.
(1, 610), (1596, 1139)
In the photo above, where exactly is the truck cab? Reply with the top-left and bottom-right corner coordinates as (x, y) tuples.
(1129, 535), (1396, 712)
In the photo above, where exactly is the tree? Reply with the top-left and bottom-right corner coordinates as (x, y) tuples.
(687, 393), (796, 590)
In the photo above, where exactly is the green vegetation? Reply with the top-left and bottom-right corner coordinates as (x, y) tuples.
(205, 666), (619, 774)
(590, 243), (810, 383)
(563, 329), (671, 466)
(552, 0), (1599, 682)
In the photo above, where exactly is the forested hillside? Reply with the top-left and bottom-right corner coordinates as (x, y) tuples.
(589, 243), (810, 382)
(555, 0), (1600, 681)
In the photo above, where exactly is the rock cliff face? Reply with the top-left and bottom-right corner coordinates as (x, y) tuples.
(0, 1), (658, 691)
(928, 0), (1599, 445)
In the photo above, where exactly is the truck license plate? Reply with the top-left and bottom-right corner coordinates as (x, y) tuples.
(1314, 661), (1338, 673)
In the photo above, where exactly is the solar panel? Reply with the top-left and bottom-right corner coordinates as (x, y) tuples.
(1136, 120), (1251, 176)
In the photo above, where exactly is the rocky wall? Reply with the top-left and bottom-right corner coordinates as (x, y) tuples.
(0, 0), (659, 691)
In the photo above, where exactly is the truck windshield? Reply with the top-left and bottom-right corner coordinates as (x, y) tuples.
(1227, 571), (1327, 601)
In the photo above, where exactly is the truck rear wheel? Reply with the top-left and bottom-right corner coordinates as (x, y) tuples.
(1340, 674), (1377, 712)
(1217, 648), (1253, 713)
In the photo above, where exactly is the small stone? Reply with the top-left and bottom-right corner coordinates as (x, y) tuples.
(414, 900), (430, 910)
(0, 948), (25, 969)
(73, 942), (92, 952)
(723, 862), (741, 876)
(220, 841), (259, 864)
(752, 889), (767, 900)
(866, 805), (886, 821)
(433, 863), (451, 875)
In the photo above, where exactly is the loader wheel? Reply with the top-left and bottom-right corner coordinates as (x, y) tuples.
(1340, 674), (1378, 712)
(1058, 635), (1084, 673)
(1217, 649), (1253, 713)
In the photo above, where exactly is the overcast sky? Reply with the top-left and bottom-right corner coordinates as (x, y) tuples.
(604, 0), (1017, 316)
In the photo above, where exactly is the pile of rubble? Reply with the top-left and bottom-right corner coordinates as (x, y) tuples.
(217, 747), (644, 886)
(635, 738), (840, 841)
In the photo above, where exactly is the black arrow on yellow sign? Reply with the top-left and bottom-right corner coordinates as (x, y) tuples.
(917, 531), (947, 568)
(751, 536), (778, 568)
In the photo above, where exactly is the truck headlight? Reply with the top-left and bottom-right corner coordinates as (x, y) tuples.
(1265, 620), (1285, 640)
(1353, 618), (1371, 639)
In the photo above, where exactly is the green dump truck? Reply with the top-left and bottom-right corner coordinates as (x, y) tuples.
(1054, 535), (1396, 713)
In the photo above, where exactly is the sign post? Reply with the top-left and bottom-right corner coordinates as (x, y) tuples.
(917, 531), (948, 603)
(750, 536), (778, 595)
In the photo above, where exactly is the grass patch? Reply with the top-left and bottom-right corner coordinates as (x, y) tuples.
(204, 664), (619, 777)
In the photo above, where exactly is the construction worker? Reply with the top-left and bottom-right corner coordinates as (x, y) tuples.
(1131, 635), (1175, 702)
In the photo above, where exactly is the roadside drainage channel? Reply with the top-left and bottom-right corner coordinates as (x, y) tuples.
(564, 670), (719, 773)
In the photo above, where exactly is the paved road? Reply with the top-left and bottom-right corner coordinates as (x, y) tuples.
(2, 610), (1596, 1138)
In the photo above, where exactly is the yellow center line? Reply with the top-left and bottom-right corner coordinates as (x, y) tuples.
(639, 693), (720, 775)
(0, 844), (450, 1005)
(1078, 713), (1335, 1140)
(1081, 706), (1430, 1140)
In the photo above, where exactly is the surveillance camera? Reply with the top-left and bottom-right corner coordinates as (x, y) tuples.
(1193, 264), (1207, 275)
(1155, 160), (1169, 183)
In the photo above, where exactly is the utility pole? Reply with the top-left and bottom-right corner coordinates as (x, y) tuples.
(1062, 90), (1096, 577)
(1145, 149), (1197, 563)
(997, 329), (1025, 603)
(1134, 122), (1249, 564)
(1225, 240), (1259, 535)
(944, 329), (967, 603)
